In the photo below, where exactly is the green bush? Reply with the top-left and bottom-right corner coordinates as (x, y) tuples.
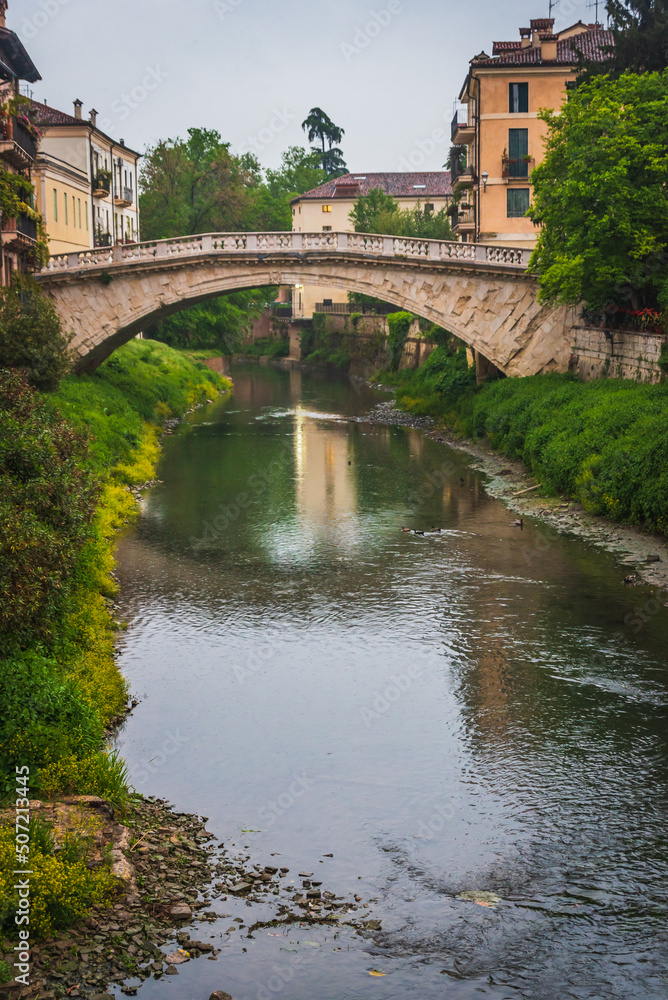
(379, 345), (477, 416)
(386, 311), (413, 372)
(0, 276), (71, 390)
(242, 336), (289, 358)
(458, 374), (668, 531)
(0, 370), (100, 650)
(304, 346), (350, 369)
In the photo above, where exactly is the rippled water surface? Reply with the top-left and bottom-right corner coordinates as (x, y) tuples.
(114, 363), (668, 1000)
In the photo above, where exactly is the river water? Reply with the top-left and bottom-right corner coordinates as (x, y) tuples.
(114, 363), (668, 1000)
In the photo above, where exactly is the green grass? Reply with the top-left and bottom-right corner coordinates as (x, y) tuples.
(52, 338), (229, 473)
(386, 346), (668, 534)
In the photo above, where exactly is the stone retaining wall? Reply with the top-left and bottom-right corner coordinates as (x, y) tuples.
(571, 326), (667, 383)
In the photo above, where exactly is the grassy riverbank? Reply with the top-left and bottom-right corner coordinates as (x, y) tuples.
(380, 346), (668, 535)
(0, 340), (228, 946)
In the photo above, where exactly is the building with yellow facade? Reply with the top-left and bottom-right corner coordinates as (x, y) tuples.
(451, 18), (613, 247)
(30, 98), (140, 256)
(290, 172), (452, 317)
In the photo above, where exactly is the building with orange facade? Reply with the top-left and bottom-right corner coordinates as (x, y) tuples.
(451, 17), (613, 247)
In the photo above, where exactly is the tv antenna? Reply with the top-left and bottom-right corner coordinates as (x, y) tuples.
(587, 0), (602, 23)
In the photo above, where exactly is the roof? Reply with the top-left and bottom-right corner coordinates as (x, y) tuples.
(292, 172), (453, 203)
(0, 26), (40, 82)
(471, 28), (614, 66)
(28, 98), (141, 156)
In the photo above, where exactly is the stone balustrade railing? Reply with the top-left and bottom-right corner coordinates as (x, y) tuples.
(39, 232), (533, 274)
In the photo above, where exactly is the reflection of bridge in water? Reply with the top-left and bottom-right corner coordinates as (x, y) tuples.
(36, 231), (573, 376)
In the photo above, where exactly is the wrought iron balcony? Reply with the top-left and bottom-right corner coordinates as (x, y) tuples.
(114, 186), (134, 207)
(0, 115), (38, 167)
(450, 111), (475, 145)
(2, 212), (38, 252)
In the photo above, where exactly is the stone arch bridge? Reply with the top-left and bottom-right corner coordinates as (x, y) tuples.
(36, 231), (573, 376)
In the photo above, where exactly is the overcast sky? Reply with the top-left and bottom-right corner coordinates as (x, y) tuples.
(18, 0), (599, 174)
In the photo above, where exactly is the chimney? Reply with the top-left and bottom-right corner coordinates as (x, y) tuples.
(540, 33), (558, 60)
(73, 98), (83, 119)
(89, 108), (97, 126)
(530, 17), (554, 48)
(520, 27), (531, 49)
(119, 138), (125, 146)
(0, 2), (7, 28)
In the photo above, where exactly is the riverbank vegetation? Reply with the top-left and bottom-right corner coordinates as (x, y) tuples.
(0, 333), (228, 944)
(383, 347), (668, 535)
(0, 339), (227, 806)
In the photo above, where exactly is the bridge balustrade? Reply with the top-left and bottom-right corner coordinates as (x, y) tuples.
(39, 232), (533, 274)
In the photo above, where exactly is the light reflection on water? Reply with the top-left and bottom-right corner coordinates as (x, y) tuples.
(114, 363), (668, 1000)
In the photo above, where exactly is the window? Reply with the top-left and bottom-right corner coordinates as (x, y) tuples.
(507, 188), (530, 218)
(85, 202), (88, 230)
(508, 128), (529, 177)
(78, 199), (81, 228)
(322, 205), (332, 213)
(64, 192), (68, 225)
(72, 196), (76, 223)
(509, 82), (529, 113)
(52, 188), (58, 222)
(322, 225), (332, 231)
(425, 203), (434, 211)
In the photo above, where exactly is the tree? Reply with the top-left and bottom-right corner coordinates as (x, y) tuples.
(139, 127), (254, 239)
(255, 146), (329, 229)
(349, 188), (454, 240)
(576, 1), (668, 76)
(528, 71), (668, 315)
(301, 107), (347, 176)
(146, 290), (270, 354)
(0, 276), (71, 391)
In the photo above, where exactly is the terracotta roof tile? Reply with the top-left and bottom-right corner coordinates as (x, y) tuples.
(472, 28), (613, 66)
(293, 172), (453, 203)
(29, 98), (84, 126)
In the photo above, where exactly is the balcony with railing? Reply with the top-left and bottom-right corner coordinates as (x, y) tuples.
(2, 211), (38, 253)
(114, 186), (134, 207)
(94, 230), (112, 247)
(502, 155), (534, 181)
(450, 109), (475, 146)
(0, 115), (38, 167)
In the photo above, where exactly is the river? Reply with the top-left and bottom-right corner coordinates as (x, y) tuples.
(114, 362), (668, 1000)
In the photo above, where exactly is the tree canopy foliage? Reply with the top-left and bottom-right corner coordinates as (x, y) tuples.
(0, 276), (71, 390)
(349, 188), (454, 240)
(528, 70), (668, 316)
(139, 132), (327, 351)
(301, 107), (347, 176)
(589, 0), (668, 74)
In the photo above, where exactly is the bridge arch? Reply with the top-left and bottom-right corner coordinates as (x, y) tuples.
(36, 232), (573, 377)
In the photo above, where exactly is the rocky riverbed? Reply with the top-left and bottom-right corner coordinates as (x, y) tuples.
(360, 399), (668, 594)
(0, 794), (379, 1000)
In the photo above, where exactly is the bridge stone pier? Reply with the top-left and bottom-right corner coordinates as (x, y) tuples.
(36, 232), (574, 376)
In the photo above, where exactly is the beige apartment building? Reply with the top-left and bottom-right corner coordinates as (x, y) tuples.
(290, 172), (452, 317)
(451, 17), (613, 247)
(30, 98), (140, 255)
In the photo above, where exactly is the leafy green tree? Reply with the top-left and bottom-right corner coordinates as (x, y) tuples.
(0, 276), (71, 391)
(580, 0), (668, 74)
(139, 127), (254, 239)
(349, 188), (454, 240)
(528, 70), (668, 314)
(301, 107), (347, 176)
(146, 291), (270, 353)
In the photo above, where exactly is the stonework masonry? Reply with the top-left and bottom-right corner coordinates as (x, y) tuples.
(37, 250), (574, 378)
(571, 326), (668, 383)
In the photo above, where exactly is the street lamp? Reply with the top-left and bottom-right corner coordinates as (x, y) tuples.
(481, 170), (488, 190)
